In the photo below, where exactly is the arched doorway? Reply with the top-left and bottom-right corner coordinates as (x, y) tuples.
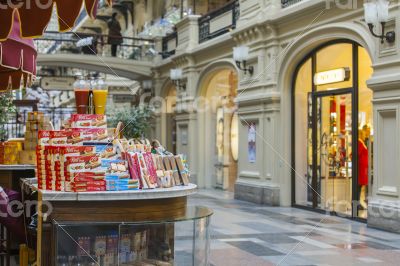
(200, 68), (238, 191)
(162, 84), (177, 154)
(292, 40), (373, 219)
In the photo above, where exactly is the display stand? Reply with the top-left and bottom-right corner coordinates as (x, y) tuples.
(22, 180), (211, 266)
(0, 165), (35, 190)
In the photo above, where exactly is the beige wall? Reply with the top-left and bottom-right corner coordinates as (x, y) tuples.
(151, 0), (400, 230)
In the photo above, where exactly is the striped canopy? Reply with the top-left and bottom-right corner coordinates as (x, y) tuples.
(0, 16), (37, 91)
(0, 0), (112, 41)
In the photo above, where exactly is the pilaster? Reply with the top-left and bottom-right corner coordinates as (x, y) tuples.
(366, 7), (400, 232)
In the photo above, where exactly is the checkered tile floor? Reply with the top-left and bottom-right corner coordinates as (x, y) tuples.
(187, 189), (400, 266)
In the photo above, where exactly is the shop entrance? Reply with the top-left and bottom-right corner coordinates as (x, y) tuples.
(293, 41), (373, 219)
(201, 68), (238, 191)
(310, 92), (353, 217)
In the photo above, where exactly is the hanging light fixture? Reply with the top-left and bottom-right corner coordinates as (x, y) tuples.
(364, 0), (395, 44)
(233, 46), (254, 75)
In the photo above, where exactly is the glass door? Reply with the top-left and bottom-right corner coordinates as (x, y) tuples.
(316, 93), (353, 217)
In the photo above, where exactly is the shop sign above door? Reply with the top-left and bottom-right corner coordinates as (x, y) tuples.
(314, 68), (350, 86)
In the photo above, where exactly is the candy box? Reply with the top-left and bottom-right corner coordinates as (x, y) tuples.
(95, 236), (107, 256)
(65, 155), (104, 176)
(69, 128), (108, 142)
(101, 159), (130, 179)
(116, 185), (139, 191)
(96, 144), (119, 159)
(74, 186), (106, 192)
(175, 155), (190, 186)
(49, 131), (83, 146)
(71, 114), (107, 128)
(136, 153), (158, 189)
(106, 179), (139, 191)
(74, 180), (106, 187)
(59, 146), (96, 168)
(73, 172), (106, 182)
(38, 131), (51, 146)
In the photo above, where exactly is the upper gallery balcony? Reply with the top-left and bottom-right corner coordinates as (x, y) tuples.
(281, 0), (304, 8)
(160, 0), (310, 59)
(35, 32), (155, 80)
(161, 0), (240, 58)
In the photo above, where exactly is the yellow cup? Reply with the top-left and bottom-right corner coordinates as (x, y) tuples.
(93, 89), (108, 115)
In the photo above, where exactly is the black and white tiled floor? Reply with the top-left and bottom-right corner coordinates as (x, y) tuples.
(186, 189), (400, 266)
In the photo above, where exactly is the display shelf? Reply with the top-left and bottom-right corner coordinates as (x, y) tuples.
(0, 164), (36, 170)
(38, 183), (197, 202)
(54, 207), (212, 266)
(20, 179), (208, 266)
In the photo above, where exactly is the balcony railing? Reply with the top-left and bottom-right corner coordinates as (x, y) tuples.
(281, 0), (303, 8)
(4, 107), (75, 139)
(198, 0), (240, 44)
(162, 31), (178, 59)
(35, 32), (155, 61)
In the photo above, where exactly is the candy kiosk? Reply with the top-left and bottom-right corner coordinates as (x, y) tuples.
(22, 110), (212, 266)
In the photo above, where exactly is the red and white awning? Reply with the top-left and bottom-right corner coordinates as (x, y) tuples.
(0, 0), (113, 41)
(0, 16), (37, 91)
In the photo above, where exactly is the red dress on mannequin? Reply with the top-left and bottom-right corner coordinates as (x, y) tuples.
(358, 139), (369, 186)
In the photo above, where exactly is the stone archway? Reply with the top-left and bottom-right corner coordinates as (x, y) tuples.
(195, 60), (239, 191)
(277, 22), (376, 207)
(158, 79), (177, 154)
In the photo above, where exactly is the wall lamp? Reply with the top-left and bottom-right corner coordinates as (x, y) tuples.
(141, 79), (154, 97)
(170, 68), (185, 91)
(233, 46), (254, 75)
(364, 0), (395, 44)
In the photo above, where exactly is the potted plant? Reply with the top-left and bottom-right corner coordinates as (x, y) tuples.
(108, 106), (153, 139)
(0, 91), (15, 141)
(0, 91), (15, 164)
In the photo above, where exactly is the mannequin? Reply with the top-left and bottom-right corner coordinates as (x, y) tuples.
(358, 129), (368, 209)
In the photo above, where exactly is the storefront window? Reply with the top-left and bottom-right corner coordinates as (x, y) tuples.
(293, 42), (373, 219)
(316, 43), (353, 91)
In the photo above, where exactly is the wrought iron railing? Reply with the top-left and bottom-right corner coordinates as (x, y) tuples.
(4, 107), (76, 139)
(281, 0), (303, 8)
(198, 0), (240, 44)
(162, 31), (178, 59)
(35, 32), (156, 61)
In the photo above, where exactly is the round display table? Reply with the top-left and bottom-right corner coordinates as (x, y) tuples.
(22, 181), (213, 266)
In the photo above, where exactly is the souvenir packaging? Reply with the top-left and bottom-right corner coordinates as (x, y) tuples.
(97, 145), (118, 159)
(125, 152), (145, 189)
(119, 234), (132, 263)
(59, 146), (96, 167)
(163, 157), (172, 171)
(49, 130), (83, 145)
(143, 153), (158, 185)
(137, 153), (157, 189)
(73, 172), (106, 182)
(65, 155), (105, 189)
(159, 171), (173, 188)
(69, 128), (108, 142)
(74, 186), (106, 192)
(71, 114), (107, 128)
(94, 236), (107, 256)
(77, 237), (91, 257)
(168, 156), (182, 186)
(175, 155), (190, 186)
(38, 130), (51, 146)
(102, 159), (130, 179)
